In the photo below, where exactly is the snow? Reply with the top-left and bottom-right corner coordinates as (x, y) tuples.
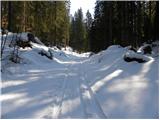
(0, 32), (43, 49)
(1, 35), (159, 118)
(137, 41), (159, 57)
(137, 43), (151, 54)
(1, 32), (28, 43)
(124, 50), (153, 62)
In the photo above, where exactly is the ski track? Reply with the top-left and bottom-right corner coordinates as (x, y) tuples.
(43, 67), (68, 119)
(58, 63), (84, 118)
(42, 59), (107, 119)
(2, 55), (108, 119)
(78, 61), (107, 118)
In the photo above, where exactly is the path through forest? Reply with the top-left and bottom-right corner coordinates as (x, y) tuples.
(1, 45), (158, 119)
(2, 51), (107, 118)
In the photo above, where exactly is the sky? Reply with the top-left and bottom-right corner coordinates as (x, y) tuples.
(70, 0), (96, 18)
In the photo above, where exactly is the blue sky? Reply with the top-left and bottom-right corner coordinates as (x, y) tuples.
(70, 0), (96, 17)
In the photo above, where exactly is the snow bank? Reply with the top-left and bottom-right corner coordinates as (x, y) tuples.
(151, 41), (159, 57)
(124, 50), (153, 63)
(61, 46), (73, 52)
(83, 45), (158, 119)
(106, 45), (122, 51)
(88, 45), (125, 64)
(137, 41), (159, 57)
(137, 44), (152, 54)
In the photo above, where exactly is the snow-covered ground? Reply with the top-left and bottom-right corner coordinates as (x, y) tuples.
(1, 35), (159, 118)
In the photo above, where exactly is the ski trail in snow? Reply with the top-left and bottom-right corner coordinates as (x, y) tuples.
(56, 65), (71, 118)
(78, 73), (88, 118)
(54, 68), (68, 118)
(57, 63), (84, 118)
(43, 67), (68, 119)
(79, 61), (107, 118)
(27, 58), (107, 119)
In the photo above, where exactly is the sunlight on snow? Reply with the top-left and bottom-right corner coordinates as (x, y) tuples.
(28, 69), (44, 73)
(107, 58), (154, 93)
(104, 59), (156, 116)
(1, 93), (27, 101)
(53, 57), (77, 64)
(91, 69), (123, 92)
(140, 58), (154, 75)
(31, 99), (55, 118)
(58, 97), (81, 118)
(107, 62), (154, 92)
(2, 80), (27, 88)
(107, 78), (148, 92)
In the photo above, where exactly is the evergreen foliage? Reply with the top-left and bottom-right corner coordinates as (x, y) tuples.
(69, 8), (88, 52)
(1, 1), (159, 53)
(1, 1), (70, 47)
(90, 1), (159, 53)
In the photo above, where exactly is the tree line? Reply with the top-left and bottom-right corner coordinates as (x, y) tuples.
(69, 9), (92, 52)
(90, 1), (159, 52)
(1, 1), (159, 53)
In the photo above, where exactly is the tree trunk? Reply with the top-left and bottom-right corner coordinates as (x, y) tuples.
(109, 2), (112, 45)
(54, 1), (57, 46)
(149, 1), (152, 42)
(8, 1), (12, 31)
(137, 2), (142, 46)
(153, 2), (159, 40)
(23, 2), (26, 32)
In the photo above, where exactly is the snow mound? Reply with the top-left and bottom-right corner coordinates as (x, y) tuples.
(106, 45), (122, 51)
(137, 44), (152, 54)
(137, 41), (159, 57)
(61, 46), (73, 52)
(124, 50), (152, 63)
(80, 52), (94, 57)
(151, 41), (159, 57)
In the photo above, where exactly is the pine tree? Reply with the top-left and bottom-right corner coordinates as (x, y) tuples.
(85, 10), (92, 51)
(70, 8), (87, 52)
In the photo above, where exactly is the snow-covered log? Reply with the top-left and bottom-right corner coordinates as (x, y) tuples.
(137, 44), (152, 54)
(38, 48), (53, 60)
(124, 50), (151, 63)
(16, 40), (32, 48)
(3, 32), (44, 49)
(126, 46), (137, 52)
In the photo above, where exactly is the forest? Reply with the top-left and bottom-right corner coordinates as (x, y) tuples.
(1, 1), (159, 53)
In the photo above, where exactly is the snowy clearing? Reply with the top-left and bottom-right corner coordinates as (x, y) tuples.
(1, 36), (159, 118)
